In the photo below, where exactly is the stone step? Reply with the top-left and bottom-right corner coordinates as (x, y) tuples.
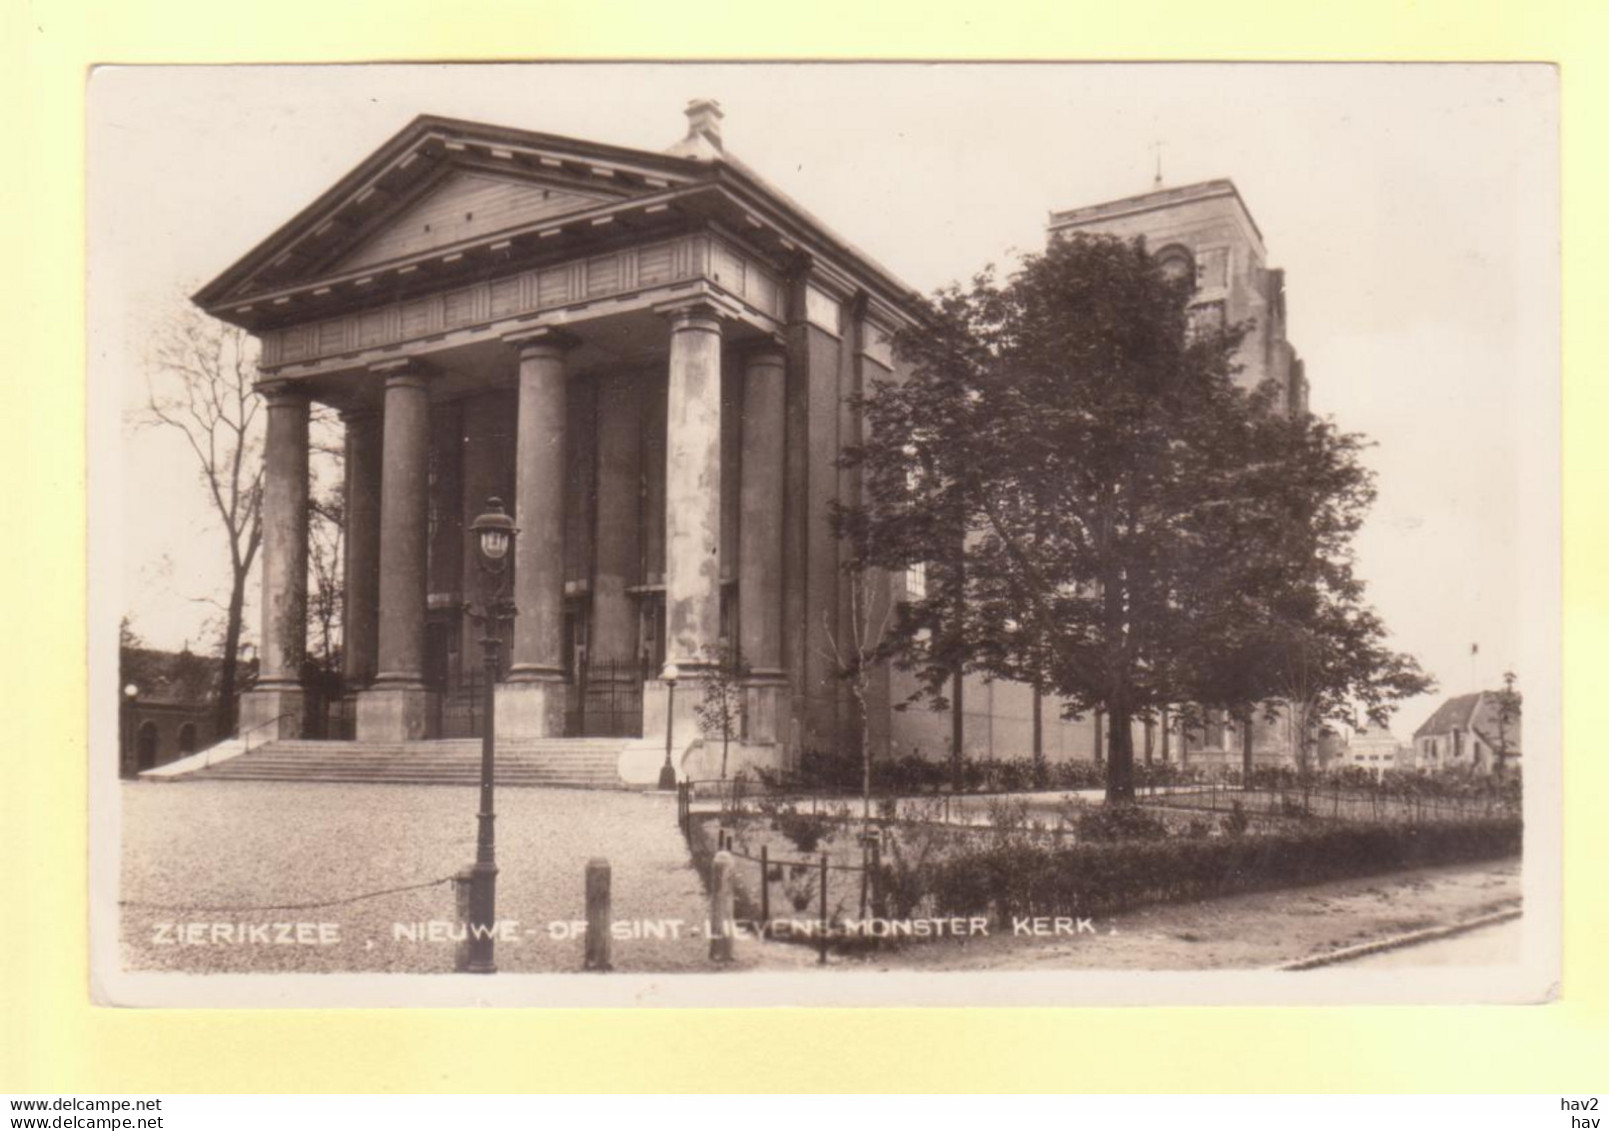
(181, 736), (637, 788)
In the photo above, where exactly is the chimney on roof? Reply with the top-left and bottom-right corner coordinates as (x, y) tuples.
(666, 98), (725, 162)
(684, 98), (724, 149)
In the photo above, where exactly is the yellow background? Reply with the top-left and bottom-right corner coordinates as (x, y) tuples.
(5, 0), (1606, 1092)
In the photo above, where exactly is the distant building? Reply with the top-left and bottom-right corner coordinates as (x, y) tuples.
(1411, 690), (1522, 776)
(1342, 720), (1406, 779)
(118, 646), (224, 776)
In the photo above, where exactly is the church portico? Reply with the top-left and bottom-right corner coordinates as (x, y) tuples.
(203, 103), (928, 780)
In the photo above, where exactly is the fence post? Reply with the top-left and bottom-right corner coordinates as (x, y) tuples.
(869, 836), (885, 920)
(818, 853), (829, 966)
(709, 850), (735, 963)
(452, 868), (474, 973)
(760, 844), (771, 925)
(584, 858), (613, 972)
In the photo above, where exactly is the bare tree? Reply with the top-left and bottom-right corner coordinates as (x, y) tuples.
(820, 563), (896, 823)
(692, 642), (748, 781)
(138, 302), (263, 737)
(307, 409), (346, 673)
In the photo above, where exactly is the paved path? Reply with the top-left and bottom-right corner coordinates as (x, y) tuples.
(120, 780), (738, 974)
(837, 858), (1521, 972)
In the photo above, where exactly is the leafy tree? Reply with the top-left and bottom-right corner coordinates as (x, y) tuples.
(1491, 670), (1521, 778)
(839, 232), (1428, 802)
(1177, 409), (1434, 777)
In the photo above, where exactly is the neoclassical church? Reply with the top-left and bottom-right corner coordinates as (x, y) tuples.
(196, 103), (1307, 782)
(198, 102), (1074, 781)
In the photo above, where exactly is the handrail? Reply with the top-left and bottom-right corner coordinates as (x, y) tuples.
(238, 712), (295, 756)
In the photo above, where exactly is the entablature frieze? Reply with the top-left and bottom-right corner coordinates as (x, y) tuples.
(258, 231), (785, 375)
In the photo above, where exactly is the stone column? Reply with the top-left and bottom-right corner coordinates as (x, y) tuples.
(357, 361), (434, 741)
(239, 380), (309, 740)
(341, 407), (382, 690)
(739, 347), (788, 747)
(592, 370), (642, 665)
(663, 303), (724, 670)
(641, 301), (725, 764)
(496, 331), (574, 738)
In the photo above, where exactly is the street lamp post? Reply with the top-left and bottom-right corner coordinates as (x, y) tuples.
(658, 663), (680, 791)
(123, 683), (140, 778)
(464, 496), (518, 974)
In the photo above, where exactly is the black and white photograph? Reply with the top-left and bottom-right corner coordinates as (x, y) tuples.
(87, 62), (1559, 1007)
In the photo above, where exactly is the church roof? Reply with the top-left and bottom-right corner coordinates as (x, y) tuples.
(1048, 178), (1267, 247)
(195, 110), (919, 331)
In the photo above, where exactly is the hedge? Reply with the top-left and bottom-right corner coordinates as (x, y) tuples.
(911, 816), (1522, 923)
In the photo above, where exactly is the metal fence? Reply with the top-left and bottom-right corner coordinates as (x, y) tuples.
(566, 657), (649, 738)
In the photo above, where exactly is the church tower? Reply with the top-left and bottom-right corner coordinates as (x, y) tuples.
(1048, 179), (1308, 417)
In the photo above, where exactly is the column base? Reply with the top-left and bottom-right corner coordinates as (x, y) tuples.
(239, 686), (305, 742)
(743, 674), (791, 748)
(357, 685), (435, 742)
(495, 677), (568, 739)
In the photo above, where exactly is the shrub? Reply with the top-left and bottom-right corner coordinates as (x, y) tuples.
(1073, 803), (1171, 843)
(1222, 800), (1250, 837)
(922, 816), (1521, 922)
(775, 808), (831, 854)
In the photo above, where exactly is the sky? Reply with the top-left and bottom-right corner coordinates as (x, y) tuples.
(89, 63), (1558, 735)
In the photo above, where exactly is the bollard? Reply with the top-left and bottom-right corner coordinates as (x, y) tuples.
(709, 850), (735, 963)
(452, 868), (475, 973)
(759, 844), (771, 925)
(584, 857), (613, 972)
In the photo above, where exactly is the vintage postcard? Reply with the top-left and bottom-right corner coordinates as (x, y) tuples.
(87, 62), (1560, 1007)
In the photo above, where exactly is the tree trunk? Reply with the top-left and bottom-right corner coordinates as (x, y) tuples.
(1031, 686), (1045, 786)
(1240, 709), (1255, 791)
(215, 569), (247, 737)
(1105, 703), (1135, 802)
(949, 667), (964, 792)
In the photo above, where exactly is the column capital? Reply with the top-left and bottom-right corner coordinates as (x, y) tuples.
(370, 358), (435, 390)
(257, 379), (310, 408)
(338, 403), (379, 425)
(504, 327), (581, 361)
(654, 295), (739, 333)
(742, 343), (788, 372)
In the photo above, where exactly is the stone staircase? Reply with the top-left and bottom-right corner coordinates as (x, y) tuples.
(182, 737), (636, 789)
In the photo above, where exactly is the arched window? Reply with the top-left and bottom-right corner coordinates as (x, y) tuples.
(136, 721), (159, 772)
(1155, 244), (1195, 286)
(177, 722), (198, 756)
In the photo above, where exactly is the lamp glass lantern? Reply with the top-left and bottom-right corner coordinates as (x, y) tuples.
(470, 497), (516, 565)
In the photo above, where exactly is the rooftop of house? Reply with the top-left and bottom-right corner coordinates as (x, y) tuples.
(1413, 689), (1523, 754)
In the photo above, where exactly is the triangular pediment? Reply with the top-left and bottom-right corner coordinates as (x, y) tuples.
(331, 169), (617, 274)
(196, 115), (714, 314)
